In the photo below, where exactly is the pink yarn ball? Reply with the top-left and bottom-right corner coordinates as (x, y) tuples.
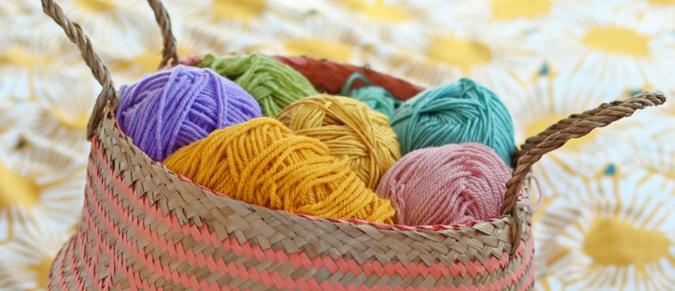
(376, 143), (511, 226)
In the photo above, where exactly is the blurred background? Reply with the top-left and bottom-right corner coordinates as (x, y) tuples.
(0, 0), (673, 290)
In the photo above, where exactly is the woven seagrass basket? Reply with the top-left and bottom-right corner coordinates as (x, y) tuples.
(43, 0), (666, 290)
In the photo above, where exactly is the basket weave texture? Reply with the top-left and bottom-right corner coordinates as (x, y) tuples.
(41, 0), (666, 290)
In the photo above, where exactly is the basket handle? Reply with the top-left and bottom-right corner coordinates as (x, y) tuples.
(42, 0), (179, 140)
(517, 102), (615, 159)
(42, 0), (116, 140)
(503, 91), (666, 254)
(147, 0), (179, 68)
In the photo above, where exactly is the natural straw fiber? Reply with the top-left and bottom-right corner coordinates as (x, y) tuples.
(43, 0), (667, 289)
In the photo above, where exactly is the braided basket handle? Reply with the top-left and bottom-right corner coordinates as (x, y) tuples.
(503, 91), (666, 254)
(517, 102), (614, 159)
(41, 0), (179, 139)
(147, 0), (179, 68)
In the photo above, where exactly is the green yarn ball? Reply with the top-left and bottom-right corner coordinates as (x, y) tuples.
(199, 54), (318, 116)
(341, 73), (401, 119)
(391, 78), (516, 165)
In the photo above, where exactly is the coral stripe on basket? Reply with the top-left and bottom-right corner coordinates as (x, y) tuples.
(83, 183), (161, 290)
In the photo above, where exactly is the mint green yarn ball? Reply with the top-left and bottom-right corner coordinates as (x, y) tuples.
(391, 78), (516, 165)
(341, 73), (401, 119)
(349, 87), (400, 119)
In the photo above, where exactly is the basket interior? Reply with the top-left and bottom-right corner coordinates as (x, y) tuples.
(109, 55), (531, 233)
(276, 55), (424, 101)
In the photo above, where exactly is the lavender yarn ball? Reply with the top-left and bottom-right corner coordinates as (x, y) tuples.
(117, 65), (262, 161)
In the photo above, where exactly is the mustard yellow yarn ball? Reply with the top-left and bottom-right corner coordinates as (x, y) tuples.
(164, 117), (395, 223)
(278, 95), (401, 189)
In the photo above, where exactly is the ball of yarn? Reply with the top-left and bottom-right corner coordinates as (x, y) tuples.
(278, 95), (401, 189)
(164, 117), (396, 223)
(341, 73), (401, 119)
(199, 54), (318, 116)
(391, 78), (516, 165)
(376, 143), (511, 226)
(117, 65), (262, 161)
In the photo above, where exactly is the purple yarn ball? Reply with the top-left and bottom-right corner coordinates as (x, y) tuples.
(117, 65), (262, 161)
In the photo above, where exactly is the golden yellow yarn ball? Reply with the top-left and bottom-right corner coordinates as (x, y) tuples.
(164, 117), (395, 223)
(277, 95), (401, 189)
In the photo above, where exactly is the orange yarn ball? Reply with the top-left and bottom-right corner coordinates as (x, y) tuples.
(278, 95), (401, 189)
(164, 117), (395, 223)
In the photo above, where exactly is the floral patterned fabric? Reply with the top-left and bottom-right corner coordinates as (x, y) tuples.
(0, 1), (673, 290)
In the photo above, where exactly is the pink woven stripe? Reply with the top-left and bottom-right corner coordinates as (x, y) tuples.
(74, 231), (100, 289)
(523, 268), (535, 291)
(83, 181), (159, 291)
(76, 194), (114, 290)
(90, 165), (356, 290)
(55, 238), (74, 290)
(86, 171), (208, 290)
(66, 233), (87, 290)
(90, 139), (533, 290)
(82, 175), (135, 289)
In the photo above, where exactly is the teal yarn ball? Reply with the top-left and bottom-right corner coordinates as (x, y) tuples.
(341, 73), (401, 119)
(391, 78), (516, 165)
